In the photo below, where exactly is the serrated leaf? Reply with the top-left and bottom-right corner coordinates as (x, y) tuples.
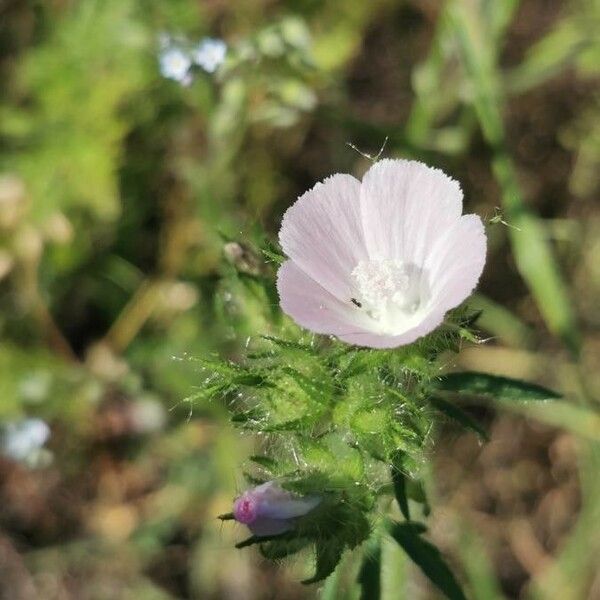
(302, 539), (345, 585)
(261, 246), (285, 266)
(281, 365), (331, 405)
(429, 396), (489, 441)
(261, 415), (316, 432)
(235, 373), (271, 387)
(358, 536), (382, 600)
(388, 521), (467, 600)
(390, 450), (410, 520)
(231, 407), (265, 424)
(435, 372), (560, 402)
(262, 335), (315, 352)
(195, 357), (270, 387)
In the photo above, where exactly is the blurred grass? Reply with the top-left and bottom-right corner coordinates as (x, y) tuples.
(0, 0), (599, 598)
(449, 0), (580, 355)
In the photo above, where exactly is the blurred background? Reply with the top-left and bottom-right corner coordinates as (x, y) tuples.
(0, 0), (598, 598)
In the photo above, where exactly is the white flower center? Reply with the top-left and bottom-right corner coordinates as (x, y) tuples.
(351, 260), (430, 335)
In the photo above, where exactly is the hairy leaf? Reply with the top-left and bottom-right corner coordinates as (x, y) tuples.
(281, 365), (332, 405)
(302, 539), (345, 585)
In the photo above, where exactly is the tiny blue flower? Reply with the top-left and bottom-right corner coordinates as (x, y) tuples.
(159, 46), (193, 86)
(192, 37), (227, 74)
(2, 418), (50, 462)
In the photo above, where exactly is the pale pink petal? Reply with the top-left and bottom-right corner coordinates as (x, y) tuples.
(279, 174), (368, 300)
(277, 260), (371, 336)
(425, 214), (486, 312)
(360, 159), (463, 265)
(337, 310), (445, 349)
(277, 160), (486, 349)
(257, 483), (321, 519)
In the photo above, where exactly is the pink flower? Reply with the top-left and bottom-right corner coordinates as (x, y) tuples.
(277, 159), (486, 348)
(233, 481), (321, 537)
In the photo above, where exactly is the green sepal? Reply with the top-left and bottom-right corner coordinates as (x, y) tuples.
(302, 539), (345, 585)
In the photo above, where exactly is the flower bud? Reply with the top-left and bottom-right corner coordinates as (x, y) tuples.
(233, 481), (320, 537)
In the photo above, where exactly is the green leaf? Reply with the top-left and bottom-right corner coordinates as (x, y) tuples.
(260, 537), (311, 560)
(388, 521), (467, 600)
(429, 396), (489, 441)
(358, 536), (382, 600)
(281, 365), (331, 405)
(390, 450), (411, 520)
(261, 335), (314, 352)
(261, 245), (285, 266)
(435, 372), (560, 402)
(406, 481), (430, 517)
(236, 532), (293, 549)
(302, 539), (345, 585)
(231, 407), (265, 425)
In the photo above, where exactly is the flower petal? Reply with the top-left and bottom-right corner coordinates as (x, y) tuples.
(279, 174), (368, 300)
(360, 159), (463, 265)
(277, 260), (371, 336)
(425, 214), (486, 312)
(336, 310), (445, 349)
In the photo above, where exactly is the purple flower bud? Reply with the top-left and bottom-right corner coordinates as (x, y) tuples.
(233, 481), (321, 537)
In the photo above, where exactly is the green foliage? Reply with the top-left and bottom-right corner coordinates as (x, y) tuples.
(2, 0), (149, 222)
(429, 396), (489, 441)
(358, 535), (382, 600)
(204, 249), (565, 587)
(435, 372), (561, 403)
(199, 255), (502, 583)
(390, 450), (411, 521)
(0, 0), (594, 597)
(388, 521), (467, 600)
